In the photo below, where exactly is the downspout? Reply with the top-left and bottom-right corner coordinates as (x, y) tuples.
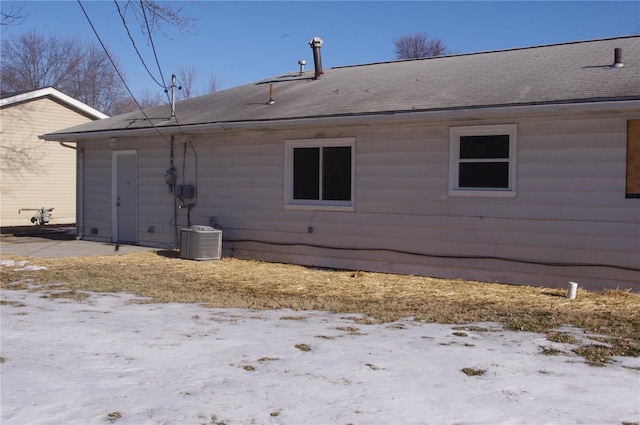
(58, 141), (77, 150)
(76, 146), (84, 240)
(57, 140), (83, 239)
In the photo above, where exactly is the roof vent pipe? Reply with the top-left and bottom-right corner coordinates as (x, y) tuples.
(309, 37), (324, 79)
(612, 48), (624, 68)
(267, 83), (275, 105)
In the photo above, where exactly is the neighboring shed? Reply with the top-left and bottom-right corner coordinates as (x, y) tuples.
(0, 87), (107, 227)
(43, 37), (640, 291)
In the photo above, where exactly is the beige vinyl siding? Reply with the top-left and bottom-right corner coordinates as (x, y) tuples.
(0, 97), (96, 227)
(78, 112), (639, 291)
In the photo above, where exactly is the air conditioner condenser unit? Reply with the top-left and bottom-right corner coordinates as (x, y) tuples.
(179, 225), (222, 260)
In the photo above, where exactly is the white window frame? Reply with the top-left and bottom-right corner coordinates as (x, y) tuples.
(448, 124), (518, 198)
(284, 137), (355, 211)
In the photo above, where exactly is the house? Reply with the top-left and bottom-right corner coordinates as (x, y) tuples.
(42, 36), (639, 291)
(0, 87), (107, 227)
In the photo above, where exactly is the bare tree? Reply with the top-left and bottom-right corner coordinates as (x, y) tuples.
(1, 1), (28, 26)
(208, 74), (220, 93)
(112, 89), (165, 114)
(175, 66), (219, 101)
(393, 32), (449, 60)
(0, 30), (127, 115)
(176, 65), (197, 100)
(0, 2), (199, 115)
(1, 31), (82, 90)
(120, 0), (196, 36)
(137, 89), (166, 108)
(67, 44), (127, 115)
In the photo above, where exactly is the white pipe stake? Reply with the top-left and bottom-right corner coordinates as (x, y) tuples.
(568, 282), (578, 300)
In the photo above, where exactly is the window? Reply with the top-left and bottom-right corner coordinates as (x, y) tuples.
(626, 120), (640, 198)
(285, 138), (355, 210)
(449, 124), (517, 197)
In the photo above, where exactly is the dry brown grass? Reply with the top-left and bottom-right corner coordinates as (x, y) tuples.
(2, 250), (639, 363)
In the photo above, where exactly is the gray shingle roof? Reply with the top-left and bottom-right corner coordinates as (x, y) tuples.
(44, 36), (640, 138)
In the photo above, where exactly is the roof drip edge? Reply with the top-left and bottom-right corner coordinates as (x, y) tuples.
(41, 99), (640, 142)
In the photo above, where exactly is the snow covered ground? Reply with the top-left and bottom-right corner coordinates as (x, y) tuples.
(1, 285), (639, 425)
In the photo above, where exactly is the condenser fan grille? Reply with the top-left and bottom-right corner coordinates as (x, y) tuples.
(179, 226), (222, 260)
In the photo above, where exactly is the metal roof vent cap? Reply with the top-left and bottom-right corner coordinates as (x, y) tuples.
(309, 37), (324, 79)
(612, 47), (624, 68)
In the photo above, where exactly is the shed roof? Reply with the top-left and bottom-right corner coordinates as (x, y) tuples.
(43, 36), (640, 140)
(1, 87), (108, 120)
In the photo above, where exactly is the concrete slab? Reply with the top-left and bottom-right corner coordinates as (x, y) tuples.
(0, 226), (161, 258)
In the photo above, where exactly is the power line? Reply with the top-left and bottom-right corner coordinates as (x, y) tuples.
(77, 0), (170, 142)
(138, 0), (181, 123)
(113, 0), (166, 90)
(140, 0), (169, 99)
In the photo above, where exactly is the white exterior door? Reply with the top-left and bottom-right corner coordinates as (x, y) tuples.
(112, 150), (137, 243)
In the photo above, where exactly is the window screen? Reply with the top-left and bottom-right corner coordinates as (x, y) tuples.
(460, 135), (510, 159)
(293, 147), (320, 200)
(459, 162), (509, 188)
(322, 146), (352, 201)
(459, 134), (510, 189)
(291, 144), (353, 203)
(449, 125), (517, 196)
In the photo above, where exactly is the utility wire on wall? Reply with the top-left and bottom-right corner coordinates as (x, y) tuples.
(223, 238), (640, 273)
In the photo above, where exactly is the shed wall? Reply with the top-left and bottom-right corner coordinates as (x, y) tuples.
(0, 97), (93, 227)
(79, 112), (640, 291)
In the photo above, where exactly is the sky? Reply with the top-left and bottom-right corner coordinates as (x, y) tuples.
(1, 276), (639, 424)
(1, 1), (639, 100)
